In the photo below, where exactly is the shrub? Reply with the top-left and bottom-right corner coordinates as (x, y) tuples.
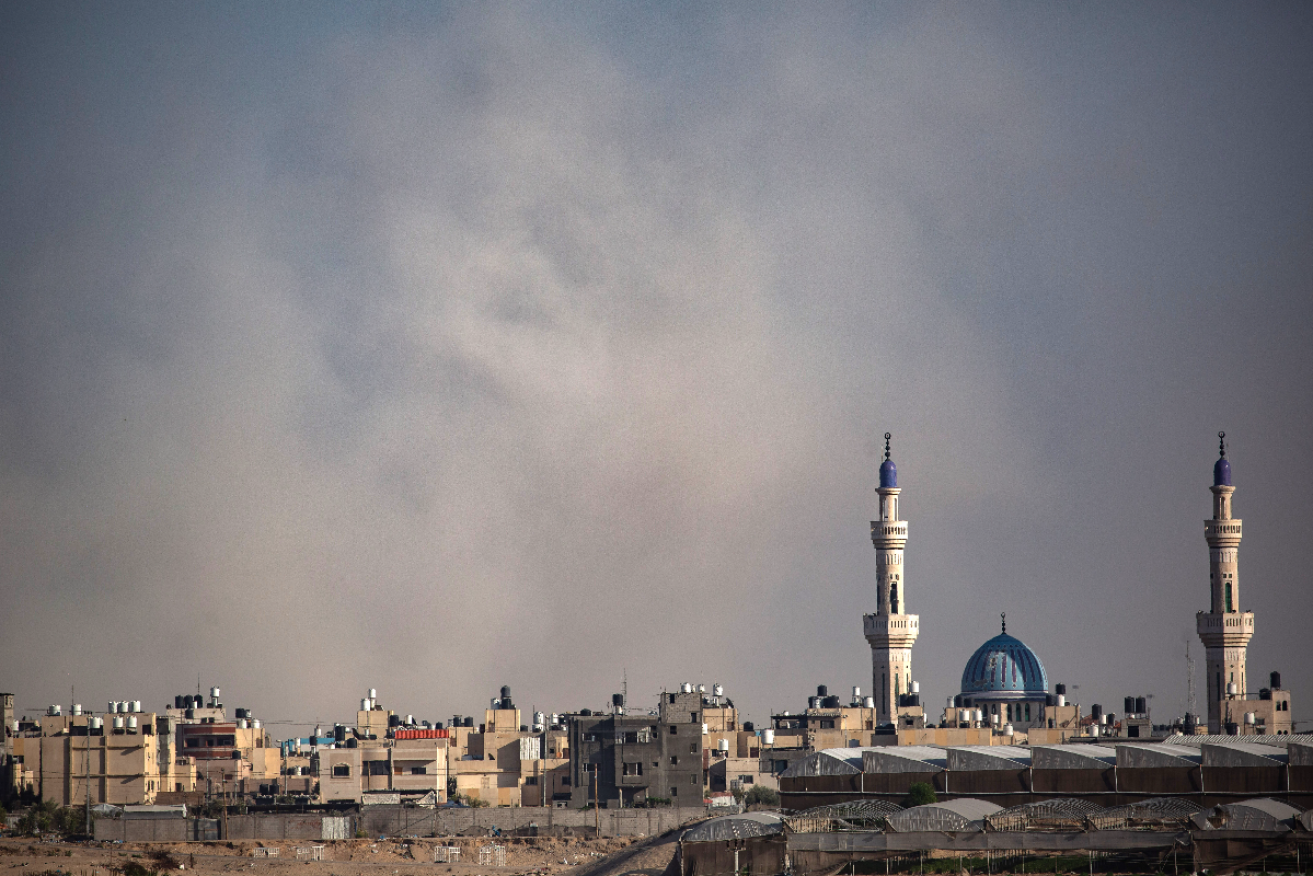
(743, 786), (779, 807)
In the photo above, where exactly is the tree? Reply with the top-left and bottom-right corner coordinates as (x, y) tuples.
(743, 785), (779, 807)
(904, 782), (937, 807)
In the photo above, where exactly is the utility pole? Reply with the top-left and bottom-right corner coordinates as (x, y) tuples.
(1186, 639), (1197, 719)
(593, 767), (599, 837)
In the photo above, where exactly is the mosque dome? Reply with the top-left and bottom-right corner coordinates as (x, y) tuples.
(1213, 456), (1231, 487)
(960, 631), (1049, 700)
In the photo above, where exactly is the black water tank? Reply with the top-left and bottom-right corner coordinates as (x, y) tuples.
(910, 694), (920, 707)
(953, 694), (963, 708)
(1056, 683), (1066, 696)
(236, 708), (248, 719)
(612, 694), (624, 708)
(823, 696), (841, 708)
(1184, 714), (1197, 733)
(817, 685), (828, 697)
(185, 709), (195, 720)
(502, 698), (514, 710)
(1225, 722), (1238, 736)
(1271, 671), (1282, 690)
(1092, 704), (1103, 720)
(347, 738), (357, 749)
(464, 716), (473, 727)
(520, 725), (528, 732)
(1124, 697), (1135, 715)
(743, 722), (754, 732)
(434, 721), (444, 730)
(1135, 697), (1147, 715)
(1046, 694), (1058, 706)
(388, 714), (401, 728)
(501, 685), (512, 700)
(1260, 688), (1271, 700)
(580, 708), (591, 717)
(334, 725), (347, 742)
(174, 695), (185, 709)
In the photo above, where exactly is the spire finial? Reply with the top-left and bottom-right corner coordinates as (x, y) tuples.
(1001, 612), (1007, 634)
(884, 432), (892, 461)
(1218, 431), (1226, 458)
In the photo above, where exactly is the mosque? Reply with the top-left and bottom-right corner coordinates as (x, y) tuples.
(861, 432), (1294, 737)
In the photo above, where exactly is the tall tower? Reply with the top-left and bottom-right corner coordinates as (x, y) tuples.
(1196, 431), (1254, 733)
(863, 433), (919, 723)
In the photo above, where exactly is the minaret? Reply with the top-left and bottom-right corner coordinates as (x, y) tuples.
(1196, 431), (1254, 734)
(863, 433), (920, 723)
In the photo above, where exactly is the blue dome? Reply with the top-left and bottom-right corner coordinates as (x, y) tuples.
(1213, 457), (1231, 487)
(960, 633), (1048, 699)
(879, 458), (897, 488)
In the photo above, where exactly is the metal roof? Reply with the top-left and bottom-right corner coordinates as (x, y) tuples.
(781, 747), (869, 777)
(1199, 742), (1287, 767)
(1161, 733), (1313, 748)
(861, 746), (947, 773)
(1030, 744), (1117, 770)
(886, 798), (1001, 833)
(986, 799), (1103, 832)
(1192, 798), (1302, 832)
(1087, 797), (1202, 830)
(1115, 743), (1201, 768)
(785, 800), (904, 832)
(681, 812), (784, 842)
(945, 745), (1031, 771)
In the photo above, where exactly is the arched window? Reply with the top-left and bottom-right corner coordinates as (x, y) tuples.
(1225, 583), (1233, 612)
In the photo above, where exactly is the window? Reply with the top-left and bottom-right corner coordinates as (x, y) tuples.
(670, 756), (679, 765)
(689, 774), (697, 784)
(622, 762), (642, 776)
(367, 761), (389, 775)
(621, 731), (639, 744)
(410, 767), (427, 775)
(738, 775), (754, 785)
(332, 764), (351, 777)
(525, 776), (538, 785)
(671, 787), (678, 797)
(1024, 703), (1031, 722)
(689, 743), (697, 754)
(1225, 583), (1233, 612)
(669, 726), (677, 735)
(395, 765), (404, 775)
(690, 712), (698, 723)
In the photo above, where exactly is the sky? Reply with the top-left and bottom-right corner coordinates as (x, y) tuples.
(2, 3), (1311, 737)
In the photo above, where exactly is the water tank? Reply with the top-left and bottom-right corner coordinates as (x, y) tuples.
(953, 694), (964, 708)
(713, 684), (724, 697)
(612, 694), (624, 709)
(1227, 682), (1238, 696)
(252, 719), (261, 729)
(238, 718), (248, 729)
(185, 709), (195, 720)
(108, 701), (117, 714)
(1004, 723), (1014, 737)
(211, 687), (221, 699)
(434, 721), (444, 730)
(1099, 713), (1107, 725)
(361, 699), (369, 711)
(1124, 697), (1135, 716)
(175, 695), (185, 709)
(958, 709), (971, 723)
(1056, 683), (1066, 696)
(701, 723), (708, 735)
(48, 705), (60, 716)
(90, 717), (103, 730)
(1184, 714), (1198, 733)
(863, 696), (875, 708)
(808, 697), (819, 709)
(119, 701), (129, 714)
(1135, 696), (1147, 715)
(1090, 725), (1100, 738)
(698, 684), (706, 693)
(369, 688), (378, 700)
(128, 716), (138, 730)
(681, 683), (692, 694)
(991, 713), (1000, 725)
(132, 700), (141, 712)
(1244, 712), (1256, 725)
(1271, 671), (1282, 690)
(388, 715), (400, 728)
(1225, 722), (1238, 735)
(501, 685), (512, 700)
(817, 685), (828, 697)
(406, 714), (414, 725)
(763, 729), (775, 744)
(743, 721), (755, 732)
(974, 709), (983, 723)
(346, 737), (357, 748)
(910, 694), (920, 707)
(718, 739), (729, 752)
(464, 717), (474, 727)
(72, 704), (82, 716)
(112, 716), (124, 730)
(823, 695), (841, 708)
(334, 725), (347, 742)
(1091, 704), (1103, 720)
(852, 686), (861, 700)
(911, 681), (920, 694)
(1057, 694), (1066, 708)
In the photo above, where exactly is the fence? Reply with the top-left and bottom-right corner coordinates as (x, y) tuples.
(479, 845), (507, 866)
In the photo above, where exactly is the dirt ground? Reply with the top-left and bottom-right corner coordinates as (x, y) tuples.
(0, 834), (681, 876)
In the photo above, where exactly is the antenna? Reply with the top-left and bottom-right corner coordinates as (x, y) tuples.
(622, 669), (628, 706)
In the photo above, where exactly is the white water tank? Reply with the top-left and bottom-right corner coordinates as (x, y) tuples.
(368, 688), (378, 700)
(863, 696), (875, 709)
(1057, 694), (1066, 707)
(991, 713), (1000, 725)
(132, 700), (142, 713)
(361, 699), (369, 712)
(406, 714), (414, 725)
(718, 739), (729, 752)
(680, 682), (693, 694)
(1244, 712), (1256, 726)
(90, 717), (103, 730)
(701, 723), (708, 735)
(698, 684), (706, 693)
(959, 709), (971, 723)
(108, 702), (117, 714)
(211, 687), (221, 699)
(713, 684), (724, 697)
(238, 718), (248, 729)
(974, 709), (984, 723)
(1227, 682), (1239, 696)
(112, 716), (124, 730)
(1004, 723), (1014, 737)
(48, 705), (60, 716)
(72, 704), (82, 716)
(128, 716), (138, 731)
(763, 729), (775, 745)
(1099, 713), (1107, 725)
(911, 681), (920, 694)
(252, 719), (261, 729)
(117, 702), (128, 714)
(1091, 725), (1100, 738)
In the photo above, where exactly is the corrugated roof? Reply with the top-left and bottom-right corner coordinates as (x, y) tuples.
(1192, 798), (1301, 832)
(861, 745), (947, 773)
(1030, 744), (1116, 770)
(1199, 742), (1287, 767)
(945, 745), (1031, 771)
(1161, 733), (1313, 748)
(1115, 743), (1201, 768)
(887, 798), (1001, 833)
(681, 812), (784, 842)
(781, 747), (867, 777)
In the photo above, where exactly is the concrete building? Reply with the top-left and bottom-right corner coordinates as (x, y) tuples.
(568, 686), (705, 807)
(863, 434), (920, 724)
(1195, 434), (1293, 735)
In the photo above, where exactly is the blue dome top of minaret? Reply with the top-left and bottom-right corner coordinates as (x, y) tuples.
(879, 432), (897, 488)
(1213, 431), (1231, 486)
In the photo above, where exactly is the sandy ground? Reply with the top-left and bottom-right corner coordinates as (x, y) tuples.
(0, 834), (681, 876)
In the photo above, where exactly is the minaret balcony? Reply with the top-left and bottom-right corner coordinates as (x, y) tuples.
(864, 613), (919, 647)
(870, 521), (908, 549)
(1203, 519), (1242, 546)
(1195, 610), (1254, 647)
